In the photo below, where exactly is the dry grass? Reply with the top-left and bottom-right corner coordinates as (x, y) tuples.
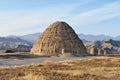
(0, 57), (120, 80)
(17, 73), (45, 80)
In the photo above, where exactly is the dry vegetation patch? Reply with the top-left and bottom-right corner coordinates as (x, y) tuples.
(0, 57), (120, 80)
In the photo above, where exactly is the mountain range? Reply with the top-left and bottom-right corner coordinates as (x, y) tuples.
(85, 39), (120, 53)
(0, 36), (32, 51)
(19, 33), (41, 43)
(79, 34), (120, 41)
(6, 32), (120, 44)
(0, 32), (119, 53)
(19, 32), (120, 43)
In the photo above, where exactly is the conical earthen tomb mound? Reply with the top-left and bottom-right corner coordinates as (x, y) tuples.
(31, 21), (87, 56)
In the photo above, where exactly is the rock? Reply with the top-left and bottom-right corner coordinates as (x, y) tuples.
(89, 48), (107, 56)
(98, 48), (104, 55)
(89, 48), (98, 55)
(104, 50), (107, 55)
(31, 21), (87, 56)
(15, 45), (32, 52)
(85, 39), (120, 54)
(0, 37), (32, 51)
(5, 50), (15, 53)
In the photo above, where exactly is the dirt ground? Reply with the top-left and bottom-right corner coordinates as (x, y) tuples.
(0, 56), (120, 80)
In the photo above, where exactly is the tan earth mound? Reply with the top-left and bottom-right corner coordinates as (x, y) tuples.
(31, 21), (87, 56)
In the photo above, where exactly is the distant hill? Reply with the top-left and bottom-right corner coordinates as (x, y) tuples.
(0, 37), (32, 52)
(114, 35), (120, 40)
(19, 33), (91, 43)
(81, 39), (89, 43)
(0, 33), (120, 53)
(85, 39), (120, 53)
(20, 32), (41, 43)
(78, 34), (112, 41)
(18, 32), (120, 43)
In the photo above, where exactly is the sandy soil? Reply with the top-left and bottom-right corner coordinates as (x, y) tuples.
(0, 55), (99, 67)
(0, 56), (120, 80)
(0, 53), (98, 67)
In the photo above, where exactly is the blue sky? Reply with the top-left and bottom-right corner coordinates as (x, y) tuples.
(0, 0), (120, 36)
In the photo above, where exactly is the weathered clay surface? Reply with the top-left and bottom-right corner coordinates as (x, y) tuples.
(89, 48), (107, 55)
(31, 21), (87, 56)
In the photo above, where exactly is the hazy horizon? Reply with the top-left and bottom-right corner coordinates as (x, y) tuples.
(1, 32), (120, 38)
(0, 0), (120, 36)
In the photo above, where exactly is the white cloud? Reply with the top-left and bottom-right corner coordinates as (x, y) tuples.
(0, 0), (119, 36)
(66, 2), (120, 26)
(0, 3), (80, 36)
